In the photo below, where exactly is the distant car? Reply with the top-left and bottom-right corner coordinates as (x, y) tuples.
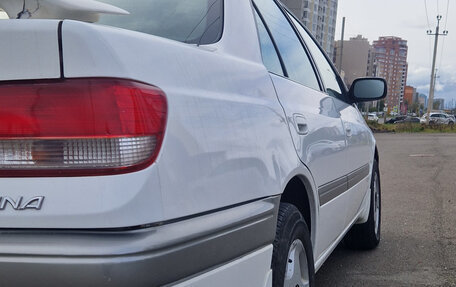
(367, 113), (379, 122)
(395, 117), (420, 124)
(421, 113), (453, 125)
(385, 115), (406, 124)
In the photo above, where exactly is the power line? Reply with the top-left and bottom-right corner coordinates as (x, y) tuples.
(424, 0), (431, 29)
(424, 0), (433, 65)
(444, 0), (449, 29)
(437, 1), (449, 79)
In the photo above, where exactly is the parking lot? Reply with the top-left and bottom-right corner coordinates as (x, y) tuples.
(316, 133), (456, 286)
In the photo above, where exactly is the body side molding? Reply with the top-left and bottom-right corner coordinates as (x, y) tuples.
(318, 164), (370, 206)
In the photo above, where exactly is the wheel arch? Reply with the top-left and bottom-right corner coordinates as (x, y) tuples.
(374, 146), (379, 163)
(280, 173), (318, 248)
(374, 145), (381, 190)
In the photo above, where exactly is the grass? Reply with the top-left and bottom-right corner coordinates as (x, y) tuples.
(367, 121), (456, 133)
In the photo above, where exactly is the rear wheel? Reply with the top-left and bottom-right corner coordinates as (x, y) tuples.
(344, 159), (381, 250)
(272, 203), (314, 287)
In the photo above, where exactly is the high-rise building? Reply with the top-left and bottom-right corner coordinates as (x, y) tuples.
(403, 86), (417, 114)
(434, 98), (445, 110)
(404, 86), (416, 105)
(373, 36), (408, 114)
(281, 0), (338, 59)
(333, 35), (376, 87)
(417, 93), (428, 108)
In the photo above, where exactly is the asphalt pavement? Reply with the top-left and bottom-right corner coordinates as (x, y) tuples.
(315, 133), (456, 286)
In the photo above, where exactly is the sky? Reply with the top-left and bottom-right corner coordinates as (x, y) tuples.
(335, 0), (456, 108)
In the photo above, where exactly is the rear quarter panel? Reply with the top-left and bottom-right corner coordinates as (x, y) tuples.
(56, 0), (299, 224)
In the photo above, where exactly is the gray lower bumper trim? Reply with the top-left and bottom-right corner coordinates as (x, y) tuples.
(0, 196), (279, 287)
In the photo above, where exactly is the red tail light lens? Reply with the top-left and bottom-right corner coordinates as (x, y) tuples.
(0, 78), (167, 176)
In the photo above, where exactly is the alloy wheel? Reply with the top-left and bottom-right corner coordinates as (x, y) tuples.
(284, 239), (310, 287)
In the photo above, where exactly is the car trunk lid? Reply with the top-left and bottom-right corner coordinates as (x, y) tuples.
(0, 20), (61, 81)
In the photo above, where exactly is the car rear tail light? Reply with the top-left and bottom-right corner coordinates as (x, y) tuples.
(0, 78), (167, 177)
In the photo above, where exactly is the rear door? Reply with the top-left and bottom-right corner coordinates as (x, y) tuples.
(441, 114), (449, 124)
(430, 114), (440, 124)
(253, 0), (349, 256)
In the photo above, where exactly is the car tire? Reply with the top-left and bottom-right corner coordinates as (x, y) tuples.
(344, 159), (381, 250)
(449, 121), (454, 126)
(272, 203), (315, 287)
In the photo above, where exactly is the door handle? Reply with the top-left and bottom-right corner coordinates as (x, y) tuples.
(293, 114), (309, 135)
(344, 122), (352, 137)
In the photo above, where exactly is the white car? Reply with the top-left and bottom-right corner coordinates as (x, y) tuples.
(421, 113), (454, 125)
(0, 0), (386, 286)
(367, 113), (379, 122)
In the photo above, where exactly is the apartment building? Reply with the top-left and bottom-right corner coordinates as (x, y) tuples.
(281, 0), (338, 59)
(373, 36), (408, 114)
(333, 35), (376, 87)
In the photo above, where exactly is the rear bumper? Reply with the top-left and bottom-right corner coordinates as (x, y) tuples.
(173, 245), (273, 287)
(0, 196), (279, 286)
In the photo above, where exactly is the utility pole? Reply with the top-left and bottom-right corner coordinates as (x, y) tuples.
(426, 15), (448, 122)
(338, 17), (345, 73)
(433, 70), (440, 110)
(383, 102), (387, 123)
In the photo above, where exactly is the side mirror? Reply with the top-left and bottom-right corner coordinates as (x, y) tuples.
(348, 78), (387, 103)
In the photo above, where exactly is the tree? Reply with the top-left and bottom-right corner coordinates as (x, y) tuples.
(378, 100), (385, 112)
(403, 100), (409, 114)
(410, 102), (419, 114)
(358, 102), (365, 111)
(419, 104), (425, 116)
(433, 101), (441, 110)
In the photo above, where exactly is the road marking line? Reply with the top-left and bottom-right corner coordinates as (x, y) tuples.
(409, 154), (435, 157)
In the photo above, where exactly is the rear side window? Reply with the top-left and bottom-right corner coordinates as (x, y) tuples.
(287, 14), (345, 100)
(253, 10), (284, 76)
(254, 0), (320, 90)
(98, 0), (223, 45)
